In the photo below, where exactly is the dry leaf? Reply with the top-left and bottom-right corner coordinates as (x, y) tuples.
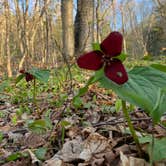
(79, 133), (112, 161)
(54, 137), (83, 162)
(120, 151), (150, 166)
(23, 133), (46, 148)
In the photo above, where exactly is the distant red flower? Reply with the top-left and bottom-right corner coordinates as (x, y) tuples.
(77, 31), (128, 84)
(19, 69), (34, 82)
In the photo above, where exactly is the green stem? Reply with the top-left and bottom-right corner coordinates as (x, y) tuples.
(122, 100), (142, 157)
(33, 78), (36, 105)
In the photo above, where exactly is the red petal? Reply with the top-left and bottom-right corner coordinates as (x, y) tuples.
(25, 73), (34, 82)
(77, 51), (103, 70)
(100, 31), (123, 57)
(104, 60), (128, 84)
(19, 69), (25, 74)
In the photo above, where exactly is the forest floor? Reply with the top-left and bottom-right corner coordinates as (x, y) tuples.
(0, 61), (166, 166)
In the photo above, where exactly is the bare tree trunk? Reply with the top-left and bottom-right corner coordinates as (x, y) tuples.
(14, 0), (29, 70)
(96, 0), (101, 42)
(111, 0), (117, 30)
(74, 0), (94, 55)
(4, 0), (12, 77)
(120, 3), (127, 54)
(61, 0), (74, 60)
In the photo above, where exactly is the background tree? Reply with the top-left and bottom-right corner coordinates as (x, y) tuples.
(4, 0), (12, 77)
(74, 0), (94, 55)
(61, 0), (74, 60)
(0, 0), (165, 77)
(147, 0), (166, 56)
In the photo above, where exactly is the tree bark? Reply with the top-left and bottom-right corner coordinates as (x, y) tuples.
(74, 0), (94, 56)
(4, 0), (12, 77)
(61, 0), (74, 59)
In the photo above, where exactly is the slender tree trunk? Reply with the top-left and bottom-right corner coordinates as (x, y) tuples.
(96, 0), (101, 42)
(4, 0), (12, 77)
(61, 0), (74, 60)
(120, 4), (127, 54)
(74, 0), (94, 56)
(14, 0), (29, 70)
(112, 0), (117, 30)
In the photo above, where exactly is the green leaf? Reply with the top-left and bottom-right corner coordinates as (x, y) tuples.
(28, 68), (50, 83)
(151, 63), (166, 73)
(73, 96), (83, 108)
(60, 120), (70, 127)
(44, 117), (53, 130)
(142, 55), (152, 61)
(150, 137), (166, 161)
(28, 119), (48, 134)
(139, 135), (152, 144)
(139, 136), (166, 162)
(6, 153), (22, 161)
(15, 74), (25, 84)
(35, 147), (47, 160)
(92, 42), (102, 51)
(114, 53), (127, 62)
(0, 80), (10, 92)
(98, 66), (166, 122)
(0, 131), (3, 142)
(115, 99), (122, 112)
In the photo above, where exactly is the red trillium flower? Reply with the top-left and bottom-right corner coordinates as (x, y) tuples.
(19, 69), (34, 82)
(77, 31), (128, 84)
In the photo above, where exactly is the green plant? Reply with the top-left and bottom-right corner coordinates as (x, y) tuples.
(75, 31), (166, 161)
(27, 119), (52, 134)
(34, 147), (47, 161)
(0, 131), (3, 143)
(60, 120), (70, 145)
(139, 135), (166, 163)
(16, 68), (50, 105)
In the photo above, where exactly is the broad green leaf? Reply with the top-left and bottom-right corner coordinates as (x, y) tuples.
(139, 136), (166, 162)
(114, 53), (127, 62)
(151, 89), (166, 122)
(129, 66), (166, 88)
(138, 135), (152, 144)
(97, 66), (166, 122)
(28, 68), (50, 83)
(15, 74), (25, 84)
(35, 147), (47, 160)
(150, 137), (166, 161)
(92, 42), (102, 51)
(151, 63), (166, 73)
(28, 119), (48, 134)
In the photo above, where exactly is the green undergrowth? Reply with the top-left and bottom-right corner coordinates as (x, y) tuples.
(0, 59), (166, 163)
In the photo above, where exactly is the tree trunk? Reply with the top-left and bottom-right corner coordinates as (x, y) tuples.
(61, 0), (74, 60)
(96, 0), (101, 42)
(4, 0), (12, 77)
(74, 0), (94, 56)
(120, 3), (127, 54)
(111, 0), (117, 30)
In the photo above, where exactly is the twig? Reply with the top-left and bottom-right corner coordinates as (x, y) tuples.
(92, 117), (151, 127)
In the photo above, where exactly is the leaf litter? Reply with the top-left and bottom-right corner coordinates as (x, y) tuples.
(0, 81), (166, 166)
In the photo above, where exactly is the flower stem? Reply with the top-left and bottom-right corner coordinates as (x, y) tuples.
(33, 78), (36, 106)
(122, 100), (142, 157)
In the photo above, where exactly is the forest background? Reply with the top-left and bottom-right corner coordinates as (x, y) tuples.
(0, 0), (165, 78)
